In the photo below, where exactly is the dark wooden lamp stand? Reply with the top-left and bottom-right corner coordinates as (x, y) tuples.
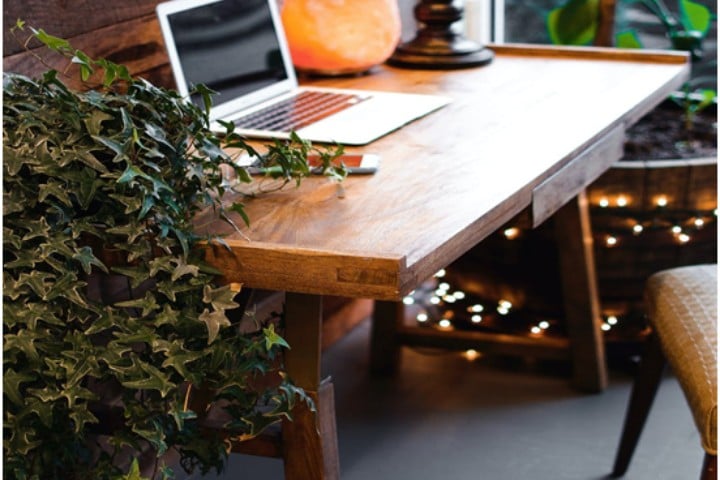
(388, 0), (494, 69)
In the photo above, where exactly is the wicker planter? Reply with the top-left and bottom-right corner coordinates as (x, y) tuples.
(418, 155), (717, 353)
(587, 156), (717, 314)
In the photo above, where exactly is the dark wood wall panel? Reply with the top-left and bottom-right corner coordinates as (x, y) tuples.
(3, 1), (174, 89)
(3, 0), (161, 55)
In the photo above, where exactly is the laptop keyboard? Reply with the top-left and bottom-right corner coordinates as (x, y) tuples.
(233, 90), (370, 132)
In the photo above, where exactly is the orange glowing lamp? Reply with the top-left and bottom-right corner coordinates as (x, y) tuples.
(281, 0), (401, 75)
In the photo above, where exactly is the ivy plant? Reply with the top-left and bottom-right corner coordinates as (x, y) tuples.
(3, 23), (344, 480)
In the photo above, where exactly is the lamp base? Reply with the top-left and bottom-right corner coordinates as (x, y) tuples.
(388, 40), (494, 69)
(387, 0), (494, 70)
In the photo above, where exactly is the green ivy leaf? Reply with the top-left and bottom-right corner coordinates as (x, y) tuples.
(31, 28), (71, 51)
(21, 397), (55, 429)
(44, 271), (86, 302)
(68, 403), (99, 433)
(84, 307), (118, 335)
(171, 259), (200, 281)
(202, 284), (240, 311)
(122, 458), (146, 480)
(263, 324), (289, 351)
(160, 346), (208, 380)
(114, 292), (159, 317)
(198, 309), (231, 344)
(229, 202), (250, 226)
(72, 246), (109, 274)
(83, 109), (114, 136)
(120, 359), (176, 398)
(193, 83), (216, 115)
(3, 368), (37, 406)
(111, 265), (151, 289)
(38, 180), (73, 207)
(4, 249), (40, 269)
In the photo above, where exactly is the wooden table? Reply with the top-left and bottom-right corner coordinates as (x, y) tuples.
(195, 44), (689, 479)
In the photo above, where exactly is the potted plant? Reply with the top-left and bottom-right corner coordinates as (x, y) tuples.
(3, 22), (344, 480)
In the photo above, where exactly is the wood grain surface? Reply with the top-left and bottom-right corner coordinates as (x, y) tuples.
(196, 45), (689, 301)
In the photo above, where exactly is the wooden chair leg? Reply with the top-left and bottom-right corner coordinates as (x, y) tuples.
(611, 333), (667, 477)
(701, 453), (716, 480)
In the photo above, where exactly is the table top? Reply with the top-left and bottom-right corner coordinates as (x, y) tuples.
(196, 44), (689, 301)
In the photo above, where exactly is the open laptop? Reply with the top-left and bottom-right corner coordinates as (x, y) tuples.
(156, 0), (450, 145)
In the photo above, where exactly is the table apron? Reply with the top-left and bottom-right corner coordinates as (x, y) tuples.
(531, 125), (625, 227)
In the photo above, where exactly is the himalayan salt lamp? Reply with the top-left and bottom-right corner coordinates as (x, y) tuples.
(280, 0), (401, 75)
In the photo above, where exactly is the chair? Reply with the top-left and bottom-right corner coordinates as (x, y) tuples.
(612, 264), (717, 479)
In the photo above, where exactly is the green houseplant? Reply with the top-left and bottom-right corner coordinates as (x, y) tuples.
(547, 0), (713, 56)
(3, 23), (344, 480)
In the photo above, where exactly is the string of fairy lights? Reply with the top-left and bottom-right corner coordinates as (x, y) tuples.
(405, 190), (717, 360)
(404, 268), (563, 340)
(593, 193), (717, 248)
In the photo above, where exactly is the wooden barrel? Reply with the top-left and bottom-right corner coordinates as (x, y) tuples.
(441, 156), (717, 346)
(587, 157), (717, 313)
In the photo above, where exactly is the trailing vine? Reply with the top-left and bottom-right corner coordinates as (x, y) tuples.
(3, 23), (344, 479)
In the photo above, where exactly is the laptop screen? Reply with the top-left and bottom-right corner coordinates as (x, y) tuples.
(166, 0), (288, 108)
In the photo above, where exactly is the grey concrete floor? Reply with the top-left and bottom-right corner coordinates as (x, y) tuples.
(196, 319), (703, 480)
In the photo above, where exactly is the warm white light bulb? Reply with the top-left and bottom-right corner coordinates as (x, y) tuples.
(453, 291), (466, 300)
(606, 236), (618, 246)
(438, 319), (452, 329)
(607, 315), (618, 325)
(468, 304), (484, 313)
(656, 196), (668, 207)
(464, 349), (480, 361)
(504, 227), (520, 240)
(417, 313), (428, 322)
(678, 233), (691, 243)
(435, 268), (446, 278)
(471, 315), (482, 323)
(530, 326), (541, 334)
(403, 296), (415, 305)
(539, 321), (550, 330)
(599, 197), (610, 208)
(601, 323), (611, 331)
(695, 218), (705, 227)
(443, 295), (457, 303)
(499, 300), (512, 309)
(616, 196), (628, 207)
(633, 224), (643, 234)
(430, 296), (441, 305)
(672, 225), (682, 234)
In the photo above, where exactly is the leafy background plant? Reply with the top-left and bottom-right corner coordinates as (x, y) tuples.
(3, 23), (343, 480)
(503, 0), (716, 94)
(547, 0), (713, 54)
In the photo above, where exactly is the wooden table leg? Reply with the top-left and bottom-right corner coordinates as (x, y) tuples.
(282, 293), (340, 480)
(554, 191), (608, 393)
(369, 300), (404, 375)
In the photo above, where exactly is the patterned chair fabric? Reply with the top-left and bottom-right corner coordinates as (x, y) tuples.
(645, 264), (717, 454)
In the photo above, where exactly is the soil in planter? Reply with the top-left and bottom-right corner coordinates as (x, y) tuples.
(622, 99), (717, 160)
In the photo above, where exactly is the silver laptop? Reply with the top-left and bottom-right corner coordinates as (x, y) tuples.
(156, 0), (450, 145)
